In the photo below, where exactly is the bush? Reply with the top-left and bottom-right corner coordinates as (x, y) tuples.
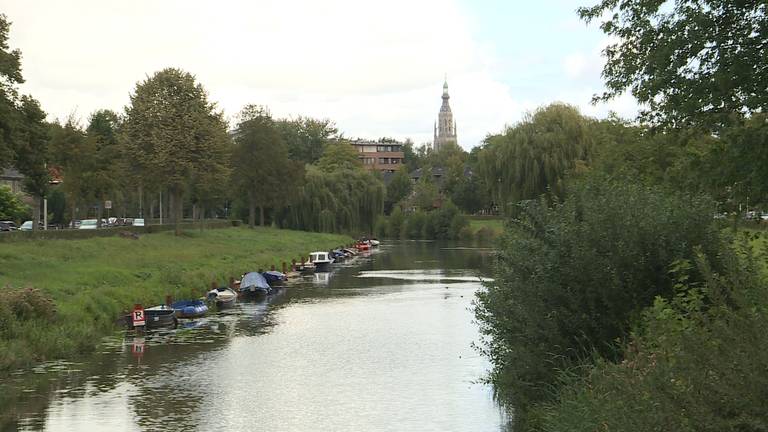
(449, 213), (469, 240)
(373, 215), (388, 239)
(403, 211), (426, 239)
(422, 211), (437, 239)
(536, 247), (768, 431)
(388, 207), (405, 239)
(475, 226), (497, 242)
(458, 226), (474, 240)
(474, 177), (724, 426)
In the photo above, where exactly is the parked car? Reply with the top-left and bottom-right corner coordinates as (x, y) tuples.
(0, 221), (17, 231)
(19, 221), (43, 231)
(79, 219), (98, 229)
(132, 218), (145, 227)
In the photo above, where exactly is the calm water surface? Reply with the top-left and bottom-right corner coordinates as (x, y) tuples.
(2, 241), (510, 432)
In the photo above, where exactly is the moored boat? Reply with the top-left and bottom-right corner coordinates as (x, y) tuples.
(262, 270), (287, 286)
(125, 305), (178, 330)
(309, 251), (333, 272)
(171, 299), (209, 319)
(207, 287), (237, 309)
(239, 271), (272, 296)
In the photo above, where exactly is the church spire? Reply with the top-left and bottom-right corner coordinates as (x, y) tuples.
(433, 76), (457, 152)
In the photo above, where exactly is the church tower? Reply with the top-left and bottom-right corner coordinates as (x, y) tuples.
(433, 78), (457, 152)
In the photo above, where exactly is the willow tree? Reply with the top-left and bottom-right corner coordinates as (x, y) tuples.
(231, 105), (301, 227)
(478, 103), (593, 214)
(283, 142), (384, 234)
(123, 68), (229, 234)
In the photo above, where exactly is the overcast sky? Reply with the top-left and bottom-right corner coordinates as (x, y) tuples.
(3, 0), (638, 150)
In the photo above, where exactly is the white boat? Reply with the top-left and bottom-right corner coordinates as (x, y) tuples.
(309, 251), (333, 272)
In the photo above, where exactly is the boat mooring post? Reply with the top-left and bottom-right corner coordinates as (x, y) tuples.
(282, 262), (287, 273)
(228, 277), (235, 288)
(165, 295), (172, 307)
(270, 264), (275, 271)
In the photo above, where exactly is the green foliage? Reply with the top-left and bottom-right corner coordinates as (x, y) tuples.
(283, 164), (384, 235)
(0, 227), (351, 372)
(387, 207), (405, 239)
(0, 185), (28, 221)
(412, 175), (439, 211)
(123, 68), (230, 233)
(231, 105), (300, 227)
(13, 96), (49, 229)
(403, 211), (426, 239)
(384, 168), (412, 213)
(315, 140), (363, 173)
(478, 103), (593, 214)
(0, 14), (23, 169)
(535, 246), (768, 431)
(579, 0), (767, 129)
(276, 116), (337, 164)
(474, 177), (724, 424)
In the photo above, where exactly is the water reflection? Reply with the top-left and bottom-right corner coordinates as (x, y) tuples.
(2, 240), (509, 432)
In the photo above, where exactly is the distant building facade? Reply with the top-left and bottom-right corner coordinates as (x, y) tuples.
(350, 139), (405, 173)
(433, 79), (457, 152)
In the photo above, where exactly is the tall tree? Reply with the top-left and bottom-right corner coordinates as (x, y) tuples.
(315, 140), (362, 173)
(14, 96), (49, 230)
(276, 116), (338, 164)
(579, 0), (768, 129)
(85, 110), (121, 227)
(0, 14), (23, 169)
(478, 103), (593, 213)
(384, 168), (412, 213)
(48, 118), (88, 224)
(231, 105), (301, 227)
(123, 68), (227, 234)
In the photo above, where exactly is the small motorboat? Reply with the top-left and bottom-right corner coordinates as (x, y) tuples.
(240, 271), (272, 296)
(262, 270), (287, 286)
(343, 248), (357, 257)
(171, 299), (208, 319)
(368, 239), (380, 247)
(331, 249), (346, 262)
(295, 261), (316, 274)
(309, 251), (333, 272)
(125, 305), (178, 329)
(207, 287), (237, 309)
(354, 242), (370, 251)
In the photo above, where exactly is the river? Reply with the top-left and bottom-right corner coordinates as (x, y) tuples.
(2, 240), (510, 432)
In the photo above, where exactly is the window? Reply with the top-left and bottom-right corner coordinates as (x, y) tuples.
(378, 158), (389, 164)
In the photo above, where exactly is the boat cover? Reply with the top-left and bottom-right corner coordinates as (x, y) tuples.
(241, 272), (270, 290)
(262, 271), (287, 282)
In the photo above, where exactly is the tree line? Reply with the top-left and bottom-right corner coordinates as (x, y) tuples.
(0, 14), (380, 235)
(473, 1), (768, 431)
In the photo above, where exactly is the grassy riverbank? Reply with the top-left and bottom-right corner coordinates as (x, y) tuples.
(0, 227), (351, 372)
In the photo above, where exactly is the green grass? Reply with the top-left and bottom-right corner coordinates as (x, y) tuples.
(468, 218), (505, 237)
(0, 227), (351, 372)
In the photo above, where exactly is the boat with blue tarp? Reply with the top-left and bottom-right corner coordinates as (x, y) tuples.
(171, 299), (209, 319)
(240, 271), (272, 296)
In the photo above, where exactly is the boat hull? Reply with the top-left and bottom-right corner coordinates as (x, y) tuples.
(313, 261), (332, 272)
(125, 308), (177, 330)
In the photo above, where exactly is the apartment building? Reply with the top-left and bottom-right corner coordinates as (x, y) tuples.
(349, 139), (405, 173)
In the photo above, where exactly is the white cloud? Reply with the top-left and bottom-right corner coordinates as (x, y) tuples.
(3, 0), (637, 151)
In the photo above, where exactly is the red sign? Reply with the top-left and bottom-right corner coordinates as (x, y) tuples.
(132, 304), (145, 327)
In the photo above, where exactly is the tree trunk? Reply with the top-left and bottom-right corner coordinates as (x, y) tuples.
(31, 195), (40, 231)
(96, 201), (103, 228)
(259, 205), (265, 227)
(70, 197), (77, 228)
(248, 194), (256, 228)
(199, 205), (205, 231)
(173, 187), (183, 236)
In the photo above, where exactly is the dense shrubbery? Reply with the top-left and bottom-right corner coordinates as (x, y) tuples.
(534, 242), (768, 431)
(374, 201), (469, 240)
(474, 177), (726, 427)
